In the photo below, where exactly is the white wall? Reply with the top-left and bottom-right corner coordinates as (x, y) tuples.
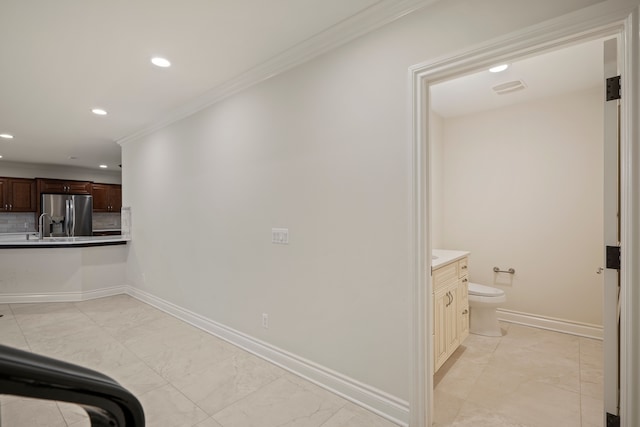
(0, 161), (122, 184)
(440, 87), (603, 325)
(122, 0), (603, 410)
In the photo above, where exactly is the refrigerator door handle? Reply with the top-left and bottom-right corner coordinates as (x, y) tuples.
(65, 199), (71, 237)
(69, 199), (75, 237)
(65, 200), (69, 236)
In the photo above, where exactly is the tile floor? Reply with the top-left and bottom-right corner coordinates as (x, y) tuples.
(434, 322), (604, 427)
(0, 295), (399, 427)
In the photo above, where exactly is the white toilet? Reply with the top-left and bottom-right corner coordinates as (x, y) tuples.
(468, 282), (506, 337)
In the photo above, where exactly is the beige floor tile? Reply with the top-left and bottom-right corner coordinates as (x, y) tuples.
(434, 347), (487, 401)
(467, 376), (581, 427)
(489, 334), (580, 394)
(195, 416), (225, 427)
(451, 401), (530, 427)
(10, 301), (79, 316)
(133, 333), (241, 386)
(579, 339), (603, 401)
(581, 394), (604, 427)
(57, 401), (90, 426)
(173, 350), (285, 415)
(139, 383), (209, 427)
(319, 402), (398, 427)
(433, 388), (465, 426)
(77, 296), (170, 337)
(1, 397), (67, 426)
(433, 322), (607, 426)
(498, 325), (580, 363)
(0, 317), (31, 350)
(212, 374), (345, 427)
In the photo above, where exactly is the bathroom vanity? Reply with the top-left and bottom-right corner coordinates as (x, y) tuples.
(432, 249), (469, 372)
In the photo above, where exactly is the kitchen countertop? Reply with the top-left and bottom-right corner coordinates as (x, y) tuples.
(432, 249), (470, 269)
(0, 234), (129, 249)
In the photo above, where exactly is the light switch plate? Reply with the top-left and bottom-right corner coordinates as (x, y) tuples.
(271, 228), (289, 244)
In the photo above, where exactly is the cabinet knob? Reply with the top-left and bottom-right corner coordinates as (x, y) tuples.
(8, 204), (12, 210)
(462, 309), (468, 315)
(462, 278), (468, 283)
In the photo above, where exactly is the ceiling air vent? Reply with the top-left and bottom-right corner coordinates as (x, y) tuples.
(492, 80), (526, 95)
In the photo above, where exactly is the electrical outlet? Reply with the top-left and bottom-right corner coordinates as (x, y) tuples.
(262, 313), (269, 329)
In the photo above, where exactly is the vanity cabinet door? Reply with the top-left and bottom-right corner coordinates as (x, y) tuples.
(445, 285), (460, 356)
(434, 287), (449, 371)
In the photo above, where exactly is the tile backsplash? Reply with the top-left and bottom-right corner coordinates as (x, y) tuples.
(0, 213), (36, 233)
(0, 212), (121, 233)
(93, 212), (121, 230)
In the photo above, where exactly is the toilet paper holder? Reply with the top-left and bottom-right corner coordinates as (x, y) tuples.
(493, 266), (515, 274)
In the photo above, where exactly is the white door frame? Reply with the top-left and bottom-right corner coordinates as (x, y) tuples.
(408, 3), (640, 426)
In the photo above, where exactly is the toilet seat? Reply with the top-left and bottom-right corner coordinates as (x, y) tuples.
(468, 282), (505, 297)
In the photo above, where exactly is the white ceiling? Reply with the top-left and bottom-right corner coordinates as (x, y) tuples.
(431, 37), (609, 118)
(0, 0), (434, 171)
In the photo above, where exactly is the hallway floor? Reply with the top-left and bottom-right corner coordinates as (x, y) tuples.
(0, 295), (398, 427)
(433, 322), (604, 427)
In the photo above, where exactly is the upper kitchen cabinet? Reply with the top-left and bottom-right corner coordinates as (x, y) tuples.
(92, 183), (122, 212)
(0, 178), (37, 212)
(37, 178), (92, 195)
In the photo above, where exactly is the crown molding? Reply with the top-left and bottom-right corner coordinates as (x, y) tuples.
(117, 0), (436, 146)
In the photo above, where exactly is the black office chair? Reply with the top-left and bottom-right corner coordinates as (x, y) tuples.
(0, 343), (144, 426)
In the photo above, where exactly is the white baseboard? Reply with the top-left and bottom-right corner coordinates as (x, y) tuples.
(126, 287), (409, 426)
(0, 286), (127, 304)
(497, 308), (603, 340)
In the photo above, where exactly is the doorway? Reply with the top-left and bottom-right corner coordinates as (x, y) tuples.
(408, 8), (639, 427)
(428, 37), (610, 426)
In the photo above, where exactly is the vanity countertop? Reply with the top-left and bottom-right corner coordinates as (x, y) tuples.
(432, 249), (470, 269)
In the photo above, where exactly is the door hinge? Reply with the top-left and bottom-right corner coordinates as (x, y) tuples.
(606, 245), (621, 270)
(607, 412), (620, 427)
(606, 75), (621, 101)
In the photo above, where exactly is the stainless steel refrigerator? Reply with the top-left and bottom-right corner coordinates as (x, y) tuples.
(40, 194), (93, 237)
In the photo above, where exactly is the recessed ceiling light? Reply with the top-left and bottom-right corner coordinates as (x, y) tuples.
(0, 134), (14, 139)
(489, 64), (509, 73)
(92, 108), (107, 116)
(99, 164), (108, 169)
(151, 57), (171, 68)
(0, 155), (3, 159)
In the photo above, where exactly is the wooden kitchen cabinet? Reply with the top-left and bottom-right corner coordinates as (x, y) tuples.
(432, 255), (469, 372)
(37, 178), (92, 195)
(0, 178), (37, 212)
(92, 183), (121, 212)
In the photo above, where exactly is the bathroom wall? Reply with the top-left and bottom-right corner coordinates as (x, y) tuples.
(441, 86), (603, 326)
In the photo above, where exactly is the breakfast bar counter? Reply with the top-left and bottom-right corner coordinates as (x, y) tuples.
(0, 235), (128, 249)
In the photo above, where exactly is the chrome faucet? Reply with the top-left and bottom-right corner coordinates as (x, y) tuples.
(38, 213), (51, 239)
